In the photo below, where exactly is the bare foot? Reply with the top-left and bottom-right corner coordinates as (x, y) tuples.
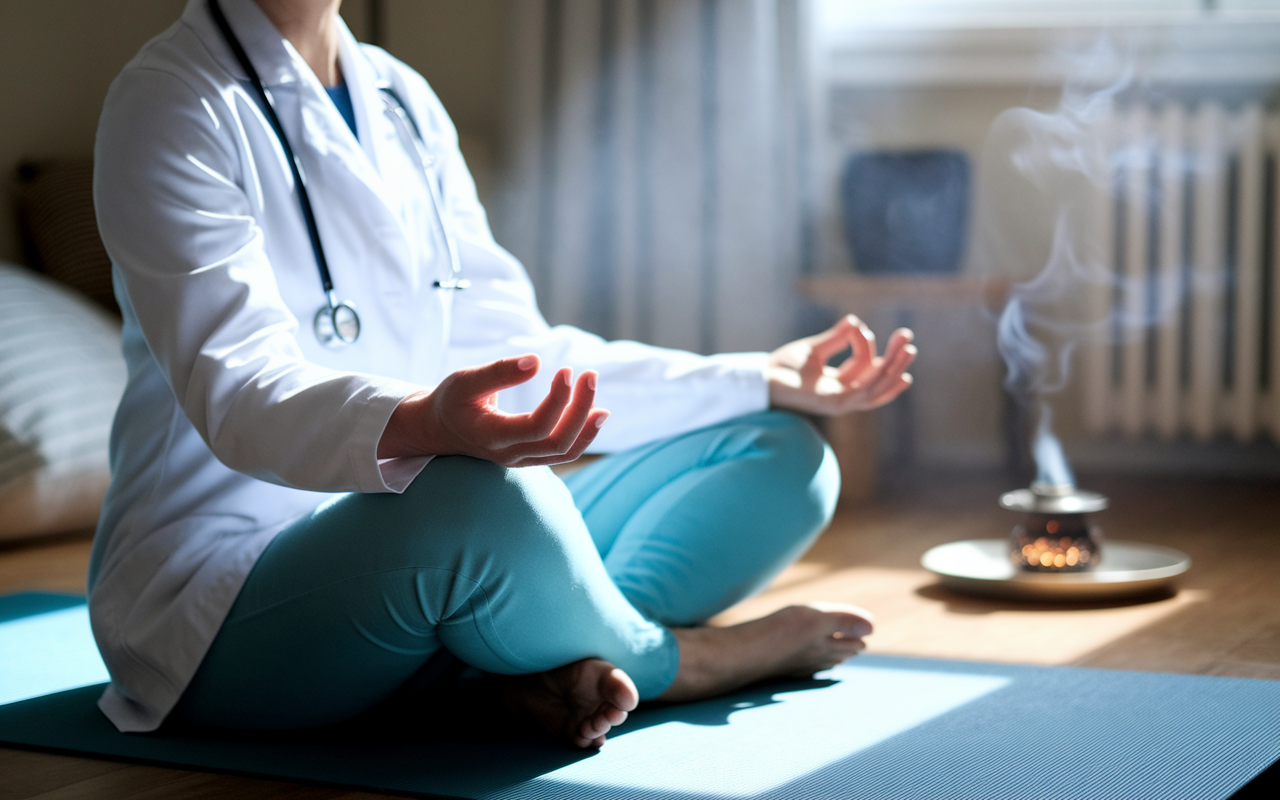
(502, 658), (640, 749)
(657, 603), (874, 703)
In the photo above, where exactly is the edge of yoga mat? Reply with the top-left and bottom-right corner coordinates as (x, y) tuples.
(4, 592), (1280, 800)
(0, 685), (476, 800)
(0, 681), (615, 800)
(0, 590), (83, 623)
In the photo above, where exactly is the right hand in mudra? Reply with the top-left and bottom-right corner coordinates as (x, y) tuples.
(377, 355), (608, 466)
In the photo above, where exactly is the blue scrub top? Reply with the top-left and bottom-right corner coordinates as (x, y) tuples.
(326, 84), (357, 140)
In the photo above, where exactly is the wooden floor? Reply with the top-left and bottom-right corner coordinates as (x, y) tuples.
(3, 469), (1279, 799)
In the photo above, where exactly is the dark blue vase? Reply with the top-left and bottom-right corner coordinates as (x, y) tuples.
(839, 150), (970, 275)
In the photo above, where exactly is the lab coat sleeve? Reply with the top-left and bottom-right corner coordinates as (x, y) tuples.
(373, 59), (772, 451)
(95, 66), (416, 493)
(446, 236), (771, 451)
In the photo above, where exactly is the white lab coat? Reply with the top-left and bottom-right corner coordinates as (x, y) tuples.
(88, 0), (769, 732)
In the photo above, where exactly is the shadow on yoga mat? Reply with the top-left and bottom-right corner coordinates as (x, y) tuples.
(2, 592), (1279, 799)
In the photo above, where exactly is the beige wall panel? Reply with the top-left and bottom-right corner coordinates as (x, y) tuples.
(0, 0), (186, 263)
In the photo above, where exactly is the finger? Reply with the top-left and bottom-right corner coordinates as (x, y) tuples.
(516, 409), (608, 466)
(842, 326), (913, 390)
(451, 354), (541, 401)
(879, 328), (915, 370)
(846, 316), (877, 372)
(833, 318), (878, 385)
(864, 343), (916, 400)
(836, 639), (867, 658)
(824, 344), (914, 415)
(551, 371), (599, 452)
(512, 367), (574, 443)
(863, 328), (912, 375)
(829, 636), (866, 653)
(524, 370), (598, 458)
(475, 367), (572, 450)
(865, 372), (914, 409)
(849, 371), (913, 413)
(803, 317), (868, 382)
(558, 408), (608, 460)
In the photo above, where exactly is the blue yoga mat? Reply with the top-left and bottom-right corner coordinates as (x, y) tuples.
(2, 592), (1277, 799)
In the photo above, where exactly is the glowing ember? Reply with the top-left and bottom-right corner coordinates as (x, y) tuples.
(1000, 483), (1107, 574)
(1011, 514), (1099, 573)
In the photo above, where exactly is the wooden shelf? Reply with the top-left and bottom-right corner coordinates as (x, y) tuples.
(800, 273), (1009, 316)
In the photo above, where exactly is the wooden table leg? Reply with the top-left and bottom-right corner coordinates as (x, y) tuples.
(824, 411), (877, 505)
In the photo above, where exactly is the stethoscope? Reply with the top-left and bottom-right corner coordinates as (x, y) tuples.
(208, 0), (467, 348)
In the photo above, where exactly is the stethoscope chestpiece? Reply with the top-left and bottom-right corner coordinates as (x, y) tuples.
(314, 297), (361, 348)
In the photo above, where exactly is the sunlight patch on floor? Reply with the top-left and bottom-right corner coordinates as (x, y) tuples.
(530, 664), (1009, 797)
(0, 606), (108, 705)
(712, 565), (1207, 666)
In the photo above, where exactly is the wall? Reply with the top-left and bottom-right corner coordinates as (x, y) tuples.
(377, 0), (508, 203)
(816, 18), (1280, 475)
(0, 0), (512, 265)
(819, 84), (1062, 471)
(0, 0), (186, 264)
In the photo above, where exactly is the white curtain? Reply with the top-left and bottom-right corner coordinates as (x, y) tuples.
(494, 0), (813, 355)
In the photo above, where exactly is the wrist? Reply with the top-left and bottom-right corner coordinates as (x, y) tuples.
(766, 366), (800, 411)
(377, 389), (439, 458)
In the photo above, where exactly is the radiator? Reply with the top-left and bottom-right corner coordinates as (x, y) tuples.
(1082, 101), (1280, 443)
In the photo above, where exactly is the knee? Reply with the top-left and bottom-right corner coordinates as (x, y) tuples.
(732, 411), (840, 532)
(753, 410), (828, 463)
(399, 455), (589, 567)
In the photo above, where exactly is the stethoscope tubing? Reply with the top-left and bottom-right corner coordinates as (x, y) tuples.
(207, 0), (336, 298)
(207, 0), (465, 347)
(378, 93), (467, 290)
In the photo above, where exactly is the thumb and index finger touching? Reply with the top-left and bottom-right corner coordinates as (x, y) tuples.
(803, 316), (874, 380)
(809, 315), (910, 384)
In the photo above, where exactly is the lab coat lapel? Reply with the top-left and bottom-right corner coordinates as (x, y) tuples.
(192, 0), (416, 283)
(291, 19), (388, 203)
(272, 24), (397, 231)
(336, 25), (396, 190)
(333, 26), (437, 267)
(192, 0), (295, 87)
(193, 0), (375, 188)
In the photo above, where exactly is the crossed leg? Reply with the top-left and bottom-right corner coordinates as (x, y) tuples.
(173, 411), (869, 747)
(564, 410), (871, 702)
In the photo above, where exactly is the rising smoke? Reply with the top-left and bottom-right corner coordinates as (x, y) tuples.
(981, 37), (1148, 489)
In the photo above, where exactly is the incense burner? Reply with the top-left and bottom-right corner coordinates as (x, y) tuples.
(1000, 482), (1107, 573)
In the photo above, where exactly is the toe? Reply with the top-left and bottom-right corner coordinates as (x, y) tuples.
(835, 610), (874, 639)
(811, 601), (876, 627)
(601, 666), (640, 712)
(603, 705), (629, 726)
(578, 709), (617, 744)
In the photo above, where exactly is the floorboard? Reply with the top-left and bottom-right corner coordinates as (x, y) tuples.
(3, 470), (1278, 799)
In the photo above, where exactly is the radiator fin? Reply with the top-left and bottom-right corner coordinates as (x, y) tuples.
(1084, 101), (1280, 443)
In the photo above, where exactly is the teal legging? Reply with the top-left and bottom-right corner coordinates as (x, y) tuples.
(173, 411), (839, 730)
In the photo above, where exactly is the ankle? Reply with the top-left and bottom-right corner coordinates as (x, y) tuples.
(660, 626), (742, 702)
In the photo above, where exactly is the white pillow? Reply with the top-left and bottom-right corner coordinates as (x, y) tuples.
(0, 262), (126, 541)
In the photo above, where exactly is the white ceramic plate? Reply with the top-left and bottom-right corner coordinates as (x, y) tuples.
(920, 539), (1191, 602)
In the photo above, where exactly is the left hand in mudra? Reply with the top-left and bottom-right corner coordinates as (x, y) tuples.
(767, 314), (916, 416)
